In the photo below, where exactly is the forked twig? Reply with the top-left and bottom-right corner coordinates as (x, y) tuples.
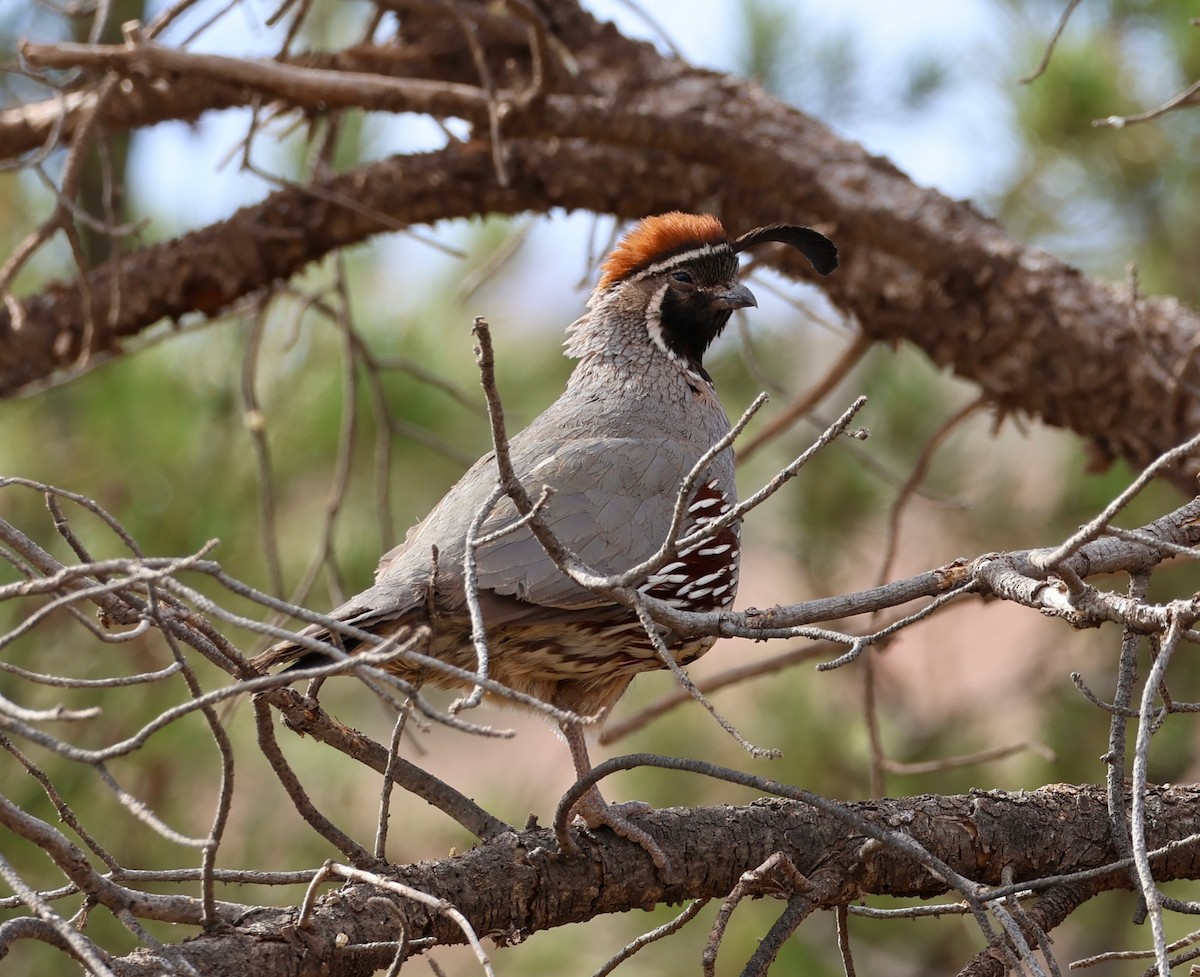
(703, 852), (813, 977)
(1030, 429), (1200, 573)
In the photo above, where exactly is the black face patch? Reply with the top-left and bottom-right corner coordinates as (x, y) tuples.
(654, 251), (742, 379)
(657, 287), (733, 381)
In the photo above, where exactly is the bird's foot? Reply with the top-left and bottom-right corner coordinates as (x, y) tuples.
(572, 788), (670, 874)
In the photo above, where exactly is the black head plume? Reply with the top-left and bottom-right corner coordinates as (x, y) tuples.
(732, 223), (838, 276)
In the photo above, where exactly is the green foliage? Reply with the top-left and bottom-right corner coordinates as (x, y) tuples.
(1002, 1), (1200, 301)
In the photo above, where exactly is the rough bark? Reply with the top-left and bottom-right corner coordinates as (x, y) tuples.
(109, 784), (1200, 976)
(3, 0), (1199, 487)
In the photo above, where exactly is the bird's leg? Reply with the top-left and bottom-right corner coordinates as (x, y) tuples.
(559, 721), (669, 872)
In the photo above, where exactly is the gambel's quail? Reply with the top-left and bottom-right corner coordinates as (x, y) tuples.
(255, 212), (837, 865)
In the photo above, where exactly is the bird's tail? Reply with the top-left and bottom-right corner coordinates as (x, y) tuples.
(251, 626), (348, 675)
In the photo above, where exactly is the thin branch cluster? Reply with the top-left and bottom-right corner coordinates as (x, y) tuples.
(5, 367), (1200, 976)
(4, 2), (1200, 977)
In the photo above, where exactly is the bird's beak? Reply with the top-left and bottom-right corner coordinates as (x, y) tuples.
(711, 281), (757, 310)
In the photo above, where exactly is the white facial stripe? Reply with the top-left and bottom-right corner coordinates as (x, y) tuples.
(644, 281), (671, 356)
(629, 242), (732, 282)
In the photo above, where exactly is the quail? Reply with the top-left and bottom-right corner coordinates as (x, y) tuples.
(255, 212), (837, 865)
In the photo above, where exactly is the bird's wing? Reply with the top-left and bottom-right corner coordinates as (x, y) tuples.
(470, 436), (701, 611)
(254, 436), (722, 668)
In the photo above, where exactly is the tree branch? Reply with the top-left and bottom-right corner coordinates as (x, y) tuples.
(107, 785), (1200, 977)
(5, 7), (1200, 486)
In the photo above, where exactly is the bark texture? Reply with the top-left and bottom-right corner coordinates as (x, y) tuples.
(109, 784), (1200, 976)
(4, 1), (1199, 486)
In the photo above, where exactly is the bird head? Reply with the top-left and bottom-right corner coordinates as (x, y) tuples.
(567, 212), (837, 384)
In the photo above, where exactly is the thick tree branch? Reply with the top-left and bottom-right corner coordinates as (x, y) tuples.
(108, 784), (1200, 977)
(0, 139), (717, 396)
(6, 8), (1200, 485)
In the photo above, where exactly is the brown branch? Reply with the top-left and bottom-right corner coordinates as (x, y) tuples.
(19, 38), (494, 119)
(105, 784), (1200, 977)
(264, 686), (511, 842)
(0, 138), (719, 396)
(1018, 0), (1085, 84)
(0, 14), (552, 162)
(7, 11), (1200, 486)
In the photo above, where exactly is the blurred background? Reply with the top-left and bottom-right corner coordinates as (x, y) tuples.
(2, 1), (1200, 974)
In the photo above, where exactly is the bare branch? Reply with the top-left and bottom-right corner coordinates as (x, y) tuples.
(6, 5), (1200, 973)
(1094, 78), (1200, 128)
(19, 37), (494, 119)
(4, 18), (1200, 487)
(1019, 0), (1085, 84)
(298, 861), (495, 977)
(591, 897), (709, 977)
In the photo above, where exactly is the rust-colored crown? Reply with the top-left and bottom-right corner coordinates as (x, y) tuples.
(598, 212), (729, 288)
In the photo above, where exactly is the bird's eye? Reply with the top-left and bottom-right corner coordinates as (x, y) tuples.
(672, 271), (694, 284)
